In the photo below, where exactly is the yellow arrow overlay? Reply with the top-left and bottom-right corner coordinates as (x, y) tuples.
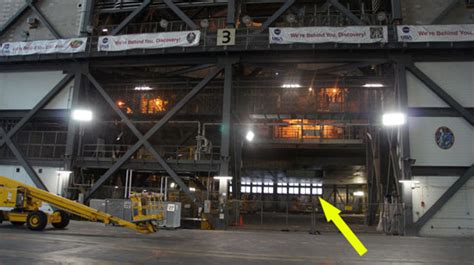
(319, 197), (368, 256)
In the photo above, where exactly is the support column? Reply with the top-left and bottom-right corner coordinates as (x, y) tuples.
(64, 69), (83, 172)
(395, 62), (414, 234)
(216, 60), (234, 228)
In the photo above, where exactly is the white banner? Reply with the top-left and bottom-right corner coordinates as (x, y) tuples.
(0, 38), (87, 56)
(269, 26), (388, 44)
(397, 24), (474, 42)
(98, 31), (200, 51)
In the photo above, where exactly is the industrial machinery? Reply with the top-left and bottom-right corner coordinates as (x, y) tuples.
(0, 176), (161, 233)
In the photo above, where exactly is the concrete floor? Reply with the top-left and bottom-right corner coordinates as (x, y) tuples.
(0, 221), (472, 265)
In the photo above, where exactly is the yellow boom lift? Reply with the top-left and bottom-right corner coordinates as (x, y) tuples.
(0, 176), (162, 233)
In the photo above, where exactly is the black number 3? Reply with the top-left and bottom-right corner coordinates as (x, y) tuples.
(222, 30), (231, 44)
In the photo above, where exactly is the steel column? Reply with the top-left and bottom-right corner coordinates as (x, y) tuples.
(64, 71), (84, 171)
(80, 0), (95, 36)
(328, 0), (365, 25)
(111, 0), (151, 35)
(28, 1), (62, 39)
(413, 165), (474, 232)
(254, 0), (295, 34)
(163, 0), (199, 30)
(0, 1), (29, 37)
(227, 0), (236, 27)
(219, 62), (233, 176)
(406, 65), (474, 126)
(395, 62), (414, 231)
(0, 74), (74, 147)
(84, 67), (223, 200)
(391, 0), (403, 23)
(0, 128), (48, 191)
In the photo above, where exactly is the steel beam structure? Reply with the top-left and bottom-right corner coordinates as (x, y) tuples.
(227, 0), (236, 27)
(0, 1), (29, 37)
(0, 74), (74, 147)
(163, 0), (199, 30)
(111, 0), (151, 35)
(413, 165), (474, 232)
(0, 128), (48, 190)
(164, 64), (214, 76)
(27, 1), (62, 39)
(219, 62), (233, 176)
(0, 73), (72, 191)
(406, 64), (474, 126)
(64, 70), (84, 171)
(80, 0), (95, 36)
(327, 0), (365, 25)
(391, 0), (403, 23)
(84, 66), (223, 202)
(254, 0), (295, 34)
(0, 0), (62, 39)
(395, 62), (414, 232)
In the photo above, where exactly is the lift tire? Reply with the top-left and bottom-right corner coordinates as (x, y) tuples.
(10, 221), (25, 226)
(26, 211), (48, 231)
(52, 210), (70, 229)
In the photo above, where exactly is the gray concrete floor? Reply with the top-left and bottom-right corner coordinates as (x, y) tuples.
(0, 221), (472, 265)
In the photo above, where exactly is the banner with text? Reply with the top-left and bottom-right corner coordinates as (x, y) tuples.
(0, 38), (87, 56)
(269, 26), (388, 44)
(397, 24), (474, 42)
(98, 31), (200, 51)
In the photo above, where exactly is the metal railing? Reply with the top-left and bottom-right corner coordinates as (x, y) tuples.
(0, 130), (67, 160)
(80, 143), (221, 161)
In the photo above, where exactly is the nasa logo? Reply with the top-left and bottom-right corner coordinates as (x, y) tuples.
(102, 38), (109, 44)
(435, 126), (455, 150)
(402, 27), (410, 33)
(274, 28), (281, 35)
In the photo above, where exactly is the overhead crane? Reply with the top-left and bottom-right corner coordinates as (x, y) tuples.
(0, 176), (162, 233)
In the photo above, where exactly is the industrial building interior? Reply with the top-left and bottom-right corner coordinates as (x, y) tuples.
(0, 0), (473, 264)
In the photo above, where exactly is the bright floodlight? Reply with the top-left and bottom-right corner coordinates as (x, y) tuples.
(399, 180), (420, 184)
(246, 130), (255, 142)
(282, 84), (302, 88)
(353, 191), (364, 197)
(134, 86), (152, 91)
(213, 176), (232, 180)
(72, 109), (93, 122)
(382, 112), (406, 127)
(363, 83), (384, 88)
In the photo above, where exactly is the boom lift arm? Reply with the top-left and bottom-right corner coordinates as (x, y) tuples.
(0, 176), (158, 233)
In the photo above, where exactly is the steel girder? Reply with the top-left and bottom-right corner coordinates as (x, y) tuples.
(413, 165), (474, 232)
(328, 0), (365, 26)
(406, 64), (474, 126)
(163, 0), (199, 30)
(111, 0), (152, 35)
(83, 66), (224, 203)
(0, 73), (74, 191)
(254, 0), (295, 34)
(0, 0), (62, 39)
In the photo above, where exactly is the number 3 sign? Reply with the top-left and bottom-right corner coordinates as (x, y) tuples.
(217, 28), (236, 46)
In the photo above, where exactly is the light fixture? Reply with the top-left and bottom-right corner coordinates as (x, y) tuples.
(282, 84), (302, 88)
(308, 87), (313, 92)
(170, 182), (177, 188)
(213, 176), (232, 181)
(353, 191), (364, 197)
(114, 186), (119, 189)
(286, 13), (297, 23)
(242, 15), (252, 26)
(363, 83), (384, 88)
(382, 112), (406, 127)
(245, 130), (255, 142)
(189, 187), (196, 192)
(102, 28), (109, 33)
(56, 170), (72, 175)
(159, 19), (169, 29)
(72, 109), (93, 122)
(200, 19), (209, 28)
(399, 180), (420, 184)
(134, 86), (152, 91)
